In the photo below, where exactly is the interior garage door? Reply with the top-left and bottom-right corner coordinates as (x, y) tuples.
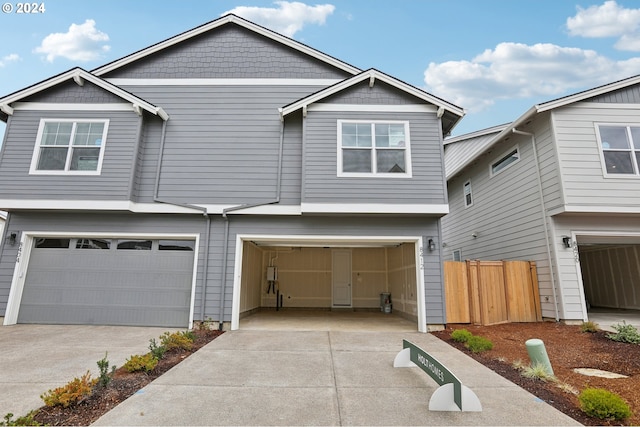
(17, 237), (195, 327)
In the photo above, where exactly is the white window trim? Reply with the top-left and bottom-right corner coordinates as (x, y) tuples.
(452, 249), (462, 262)
(29, 118), (109, 176)
(489, 145), (520, 177)
(463, 180), (473, 208)
(337, 119), (412, 178)
(595, 123), (640, 178)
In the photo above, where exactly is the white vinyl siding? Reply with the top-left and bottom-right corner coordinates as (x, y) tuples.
(463, 180), (473, 207)
(29, 119), (109, 175)
(490, 146), (520, 176)
(552, 104), (640, 209)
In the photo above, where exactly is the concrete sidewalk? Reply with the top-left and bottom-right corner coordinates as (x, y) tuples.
(93, 330), (581, 426)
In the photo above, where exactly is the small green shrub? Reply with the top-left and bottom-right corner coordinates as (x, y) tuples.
(520, 362), (556, 382)
(149, 338), (167, 360)
(580, 321), (599, 333)
(123, 353), (159, 373)
(451, 328), (473, 343)
(41, 371), (97, 408)
(578, 388), (632, 421)
(0, 412), (42, 426)
(96, 352), (116, 387)
(160, 331), (194, 351)
(464, 335), (493, 353)
(606, 321), (640, 344)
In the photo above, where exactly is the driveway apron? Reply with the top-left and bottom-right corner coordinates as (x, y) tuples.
(93, 330), (581, 426)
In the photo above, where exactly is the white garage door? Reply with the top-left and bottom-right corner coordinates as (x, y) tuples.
(17, 237), (195, 327)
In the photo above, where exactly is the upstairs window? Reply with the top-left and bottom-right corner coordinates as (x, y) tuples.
(597, 125), (640, 176)
(338, 120), (411, 177)
(30, 119), (108, 175)
(463, 180), (473, 207)
(490, 147), (520, 176)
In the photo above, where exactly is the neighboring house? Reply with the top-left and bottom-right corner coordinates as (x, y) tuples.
(0, 14), (464, 331)
(442, 75), (640, 323)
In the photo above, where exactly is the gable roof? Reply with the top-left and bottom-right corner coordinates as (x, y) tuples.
(444, 123), (509, 179)
(279, 68), (465, 135)
(445, 73), (640, 180)
(0, 67), (169, 122)
(92, 14), (361, 77)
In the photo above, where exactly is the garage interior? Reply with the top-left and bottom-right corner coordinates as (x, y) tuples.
(577, 236), (640, 313)
(237, 240), (421, 330)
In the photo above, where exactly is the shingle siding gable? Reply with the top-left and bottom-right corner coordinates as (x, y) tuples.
(102, 24), (352, 80)
(586, 84), (640, 104)
(23, 81), (125, 104)
(324, 80), (427, 105)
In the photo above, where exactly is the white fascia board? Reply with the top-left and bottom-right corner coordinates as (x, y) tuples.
(444, 123), (510, 146)
(308, 104), (437, 113)
(552, 205), (640, 215)
(0, 200), (203, 214)
(93, 14), (360, 77)
(281, 69), (464, 119)
(537, 74), (640, 113)
(300, 203), (449, 215)
(105, 78), (341, 86)
(13, 103), (137, 112)
(0, 68), (168, 120)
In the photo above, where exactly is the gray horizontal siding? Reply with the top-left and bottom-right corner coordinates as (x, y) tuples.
(103, 24), (351, 80)
(0, 110), (140, 200)
(127, 84), (313, 205)
(303, 111), (446, 204)
(552, 105), (640, 208)
(587, 84), (640, 104)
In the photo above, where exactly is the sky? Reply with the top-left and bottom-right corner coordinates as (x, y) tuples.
(2, 0), (640, 139)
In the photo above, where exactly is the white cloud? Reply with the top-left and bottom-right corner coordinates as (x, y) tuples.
(34, 19), (110, 62)
(424, 42), (640, 112)
(222, 1), (335, 37)
(567, 1), (640, 51)
(0, 54), (20, 67)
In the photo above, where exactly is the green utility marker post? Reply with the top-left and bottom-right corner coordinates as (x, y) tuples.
(525, 338), (554, 375)
(394, 339), (482, 412)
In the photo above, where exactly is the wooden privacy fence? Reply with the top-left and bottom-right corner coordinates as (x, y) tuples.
(444, 260), (542, 325)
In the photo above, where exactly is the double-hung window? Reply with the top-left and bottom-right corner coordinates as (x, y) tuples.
(338, 120), (411, 177)
(30, 119), (108, 174)
(597, 125), (640, 176)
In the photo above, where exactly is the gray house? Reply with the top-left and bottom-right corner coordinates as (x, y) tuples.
(442, 75), (640, 324)
(0, 14), (464, 331)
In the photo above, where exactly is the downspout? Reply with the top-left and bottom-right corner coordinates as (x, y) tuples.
(127, 114), (145, 200)
(152, 119), (212, 325)
(217, 119), (286, 330)
(512, 128), (560, 321)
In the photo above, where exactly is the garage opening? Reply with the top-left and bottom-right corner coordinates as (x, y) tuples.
(15, 236), (196, 327)
(577, 235), (640, 314)
(233, 236), (425, 331)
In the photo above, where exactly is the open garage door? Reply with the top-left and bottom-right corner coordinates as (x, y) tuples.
(16, 236), (196, 327)
(577, 235), (640, 311)
(232, 235), (426, 332)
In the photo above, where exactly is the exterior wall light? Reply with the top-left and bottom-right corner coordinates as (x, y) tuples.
(428, 238), (436, 251)
(562, 236), (571, 248)
(8, 232), (17, 246)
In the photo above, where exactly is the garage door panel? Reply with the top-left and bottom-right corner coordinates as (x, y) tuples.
(18, 238), (195, 327)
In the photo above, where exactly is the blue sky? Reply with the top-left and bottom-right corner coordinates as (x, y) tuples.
(2, 0), (640, 139)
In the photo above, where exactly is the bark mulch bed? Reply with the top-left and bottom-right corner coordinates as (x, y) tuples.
(431, 322), (640, 426)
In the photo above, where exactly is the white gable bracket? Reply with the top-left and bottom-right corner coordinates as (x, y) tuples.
(0, 104), (13, 116)
(302, 105), (307, 118)
(369, 75), (375, 88)
(73, 72), (84, 87)
(437, 106), (445, 118)
(132, 104), (143, 116)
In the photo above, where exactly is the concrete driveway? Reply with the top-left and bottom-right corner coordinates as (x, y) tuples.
(0, 324), (175, 417)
